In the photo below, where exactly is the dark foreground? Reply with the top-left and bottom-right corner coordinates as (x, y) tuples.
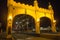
(0, 32), (60, 40)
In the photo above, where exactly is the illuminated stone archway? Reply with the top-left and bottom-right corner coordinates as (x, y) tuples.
(7, 0), (56, 35)
(12, 14), (35, 33)
(40, 17), (51, 33)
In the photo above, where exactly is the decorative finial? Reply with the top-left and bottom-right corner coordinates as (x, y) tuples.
(48, 2), (52, 9)
(34, 0), (38, 7)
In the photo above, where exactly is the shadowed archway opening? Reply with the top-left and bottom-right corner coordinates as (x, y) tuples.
(12, 14), (35, 33)
(40, 17), (51, 33)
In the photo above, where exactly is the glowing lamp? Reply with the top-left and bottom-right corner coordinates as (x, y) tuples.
(8, 16), (12, 20)
(53, 20), (56, 23)
(37, 19), (39, 22)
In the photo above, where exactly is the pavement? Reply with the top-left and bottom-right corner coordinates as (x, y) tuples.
(12, 33), (52, 40)
(12, 32), (60, 40)
(0, 32), (60, 40)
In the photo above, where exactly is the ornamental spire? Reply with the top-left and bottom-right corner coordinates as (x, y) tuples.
(48, 2), (52, 9)
(34, 0), (38, 8)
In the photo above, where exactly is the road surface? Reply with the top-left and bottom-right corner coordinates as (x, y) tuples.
(0, 32), (60, 40)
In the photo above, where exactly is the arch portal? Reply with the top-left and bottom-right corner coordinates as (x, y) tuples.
(12, 14), (35, 33)
(7, 0), (57, 36)
(40, 17), (52, 33)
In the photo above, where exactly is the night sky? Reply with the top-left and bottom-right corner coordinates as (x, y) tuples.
(0, 0), (60, 31)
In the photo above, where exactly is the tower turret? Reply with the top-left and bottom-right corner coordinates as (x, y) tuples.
(34, 0), (38, 8)
(48, 2), (52, 9)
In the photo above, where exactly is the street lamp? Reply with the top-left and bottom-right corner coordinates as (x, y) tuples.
(8, 16), (12, 20)
(53, 20), (56, 23)
(37, 19), (40, 22)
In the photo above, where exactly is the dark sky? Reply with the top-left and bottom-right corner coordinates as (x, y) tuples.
(0, 0), (60, 29)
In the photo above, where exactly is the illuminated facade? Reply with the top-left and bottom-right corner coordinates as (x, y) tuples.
(7, 0), (56, 35)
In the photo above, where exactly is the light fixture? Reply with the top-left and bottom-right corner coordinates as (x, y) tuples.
(53, 20), (56, 23)
(8, 16), (12, 20)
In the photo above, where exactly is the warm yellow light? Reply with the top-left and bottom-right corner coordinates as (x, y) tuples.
(8, 16), (12, 20)
(37, 19), (39, 22)
(53, 20), (56, 23)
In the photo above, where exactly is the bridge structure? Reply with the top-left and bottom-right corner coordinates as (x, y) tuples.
(7, 0), (56, 36)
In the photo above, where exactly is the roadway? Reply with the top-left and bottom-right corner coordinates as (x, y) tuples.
(12, 33), (52, 40)
(12, 32), (60, 40)
(0, 32), (60, 40)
